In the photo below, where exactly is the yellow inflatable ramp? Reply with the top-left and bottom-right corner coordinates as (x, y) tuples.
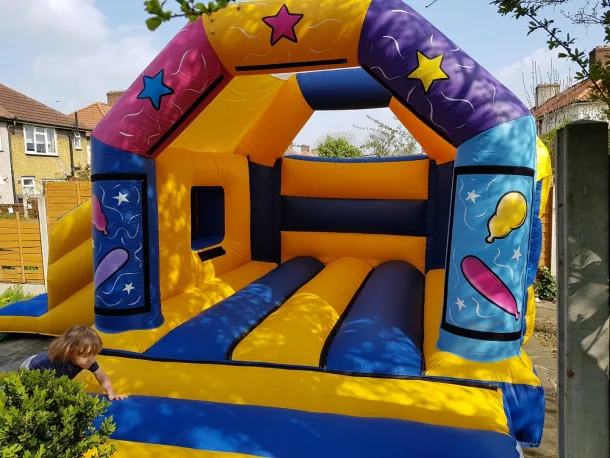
(0, 201), (94, 335)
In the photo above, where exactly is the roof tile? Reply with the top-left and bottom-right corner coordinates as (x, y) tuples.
(0, 83), (79, 129)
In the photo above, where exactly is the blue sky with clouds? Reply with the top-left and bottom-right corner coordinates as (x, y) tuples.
(0, 0), (603, 146)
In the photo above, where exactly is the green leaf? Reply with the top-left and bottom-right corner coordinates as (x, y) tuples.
(146, 16), (163, 31)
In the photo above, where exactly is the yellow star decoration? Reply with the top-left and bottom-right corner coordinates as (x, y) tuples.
(406, 51), (450, 93)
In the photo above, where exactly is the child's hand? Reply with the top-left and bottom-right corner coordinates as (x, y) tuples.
(108, 393), (128, 401)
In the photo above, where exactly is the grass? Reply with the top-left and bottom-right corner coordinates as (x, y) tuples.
(0, 286), (34, 309)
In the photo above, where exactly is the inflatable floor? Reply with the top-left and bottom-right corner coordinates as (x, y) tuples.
(1, 1), (554, 456)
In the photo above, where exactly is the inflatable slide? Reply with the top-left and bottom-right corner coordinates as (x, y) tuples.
(1, 0), (554, 456)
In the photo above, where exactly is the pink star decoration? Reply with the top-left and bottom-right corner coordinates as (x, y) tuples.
(262, 4), (304, 46)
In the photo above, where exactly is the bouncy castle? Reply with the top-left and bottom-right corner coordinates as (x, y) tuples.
(0, 1), (553, 456)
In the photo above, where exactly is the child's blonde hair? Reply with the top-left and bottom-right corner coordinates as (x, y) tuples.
(48, 326), (103, 363)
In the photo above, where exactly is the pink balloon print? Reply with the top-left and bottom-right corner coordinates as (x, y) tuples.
(461, 256), (520, 320)
(92, 195), (108, 236)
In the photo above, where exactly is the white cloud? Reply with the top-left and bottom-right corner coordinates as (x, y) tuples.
(493, 47), (576, 108)
(0, 0), (170, 114)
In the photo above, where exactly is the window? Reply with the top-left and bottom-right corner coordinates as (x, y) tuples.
(21, 177), (36, 196)
(87, 145), (91, 165)
(74, 132), (82, 150)
(24, 125), (56, 155)
(191, 186), (225, 251)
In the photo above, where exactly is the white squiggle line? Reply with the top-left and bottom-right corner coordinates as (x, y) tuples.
(475, 209), (488, 218)
(494, 248), (514, 280)
(127, 295), (142, 307)
(245, 49), (272, 61)
(172, 49), (194, 76)
(230, 27), (261, 39)
(370, 42), (375, 56)
(427, 99), (450, 135)
(450, 47), (461, 52)
(102, 272), (138, 295)
(491, 83), (497, 105)
(121, 107), (144, 124)
(121, 237), (126, 247)
(371, 66), (402, 81)
(310, 47), (331, 54)
(119, 131), (134, 137)
(391, 9), (414, 15)
(134, 186), (141, 205)
(448, 308), (459, 325)
(407, 87), (416, 104)
(430, 34), (435, 47)
(452, 248), (460, 291)
(112, 184), (121, 190)
(147, 117), (161, 145)
(108, 224), (140, 241)
(382, 35), (406, 59)
(454, 63), (476, 69)
(441, 91), (475, 112)
(96, 296), (123, 307)
(178, 27), (188, 33)
(134, 243), (142, 268)
(171, 102), (183, 116)
(474, 298), (497, 318)
(128, 214), (141, 224)
(486, 178), (498, 196)
(456, 123), (467, 129)
(184, 77), (217, 95)
(201, 54), (207, 72)
(307, 19), (342, 29)
(458, 180), (477, 231)
(96, 243), (103, 257)
(100, 188), (124, 221)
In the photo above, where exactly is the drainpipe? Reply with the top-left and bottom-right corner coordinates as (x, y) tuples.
(6, 118), (17, 204)
(68, 114), (76, 178)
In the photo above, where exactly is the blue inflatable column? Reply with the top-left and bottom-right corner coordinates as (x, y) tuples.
(437, 117), (537, 362)
(90, 138), (163, 333)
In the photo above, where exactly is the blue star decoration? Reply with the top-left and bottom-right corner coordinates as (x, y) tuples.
(137, 69), (174, 110)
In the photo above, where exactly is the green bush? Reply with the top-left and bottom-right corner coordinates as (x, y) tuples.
(0, 286), (34, 309)
(0, 370), (116, 457)
(534, 266), (557, 302)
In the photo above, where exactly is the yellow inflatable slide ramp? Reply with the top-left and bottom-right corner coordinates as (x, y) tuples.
(78, 356), (521, 457)
(0, 200), (94, 335)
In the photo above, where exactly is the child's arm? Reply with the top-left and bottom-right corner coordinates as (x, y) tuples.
(92, 368), (128, 401)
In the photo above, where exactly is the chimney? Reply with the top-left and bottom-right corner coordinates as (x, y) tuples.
(301, 145), (311, 154)
(589, 45), (610, 72)
(106, 90), (126, 106)
(535, 84), (560, 108)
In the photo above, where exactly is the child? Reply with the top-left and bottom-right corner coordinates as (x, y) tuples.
(20, 326), (127, 401)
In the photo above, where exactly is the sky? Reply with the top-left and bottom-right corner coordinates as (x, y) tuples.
(0, 0), (604, 146)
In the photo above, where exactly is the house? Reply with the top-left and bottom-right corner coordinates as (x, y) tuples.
(532, 46), (609, 135)
(284, 144), (319, 156)
(530, 46), (610, 275)
(0, 83), (90, 203)
(70, 90), (125, 158)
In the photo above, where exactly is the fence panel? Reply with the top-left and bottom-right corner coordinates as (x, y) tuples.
(45, 182), (91, 230)
(0, 215), (44, 284)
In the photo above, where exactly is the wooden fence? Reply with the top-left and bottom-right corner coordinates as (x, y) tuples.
(539, 186), (554, 269)
(0, 214), (44, 284)
(45, 181), (91, 230)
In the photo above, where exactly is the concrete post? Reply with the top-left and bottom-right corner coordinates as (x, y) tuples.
(36, 196), (49, 289)
(556, 121), (609, 458)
